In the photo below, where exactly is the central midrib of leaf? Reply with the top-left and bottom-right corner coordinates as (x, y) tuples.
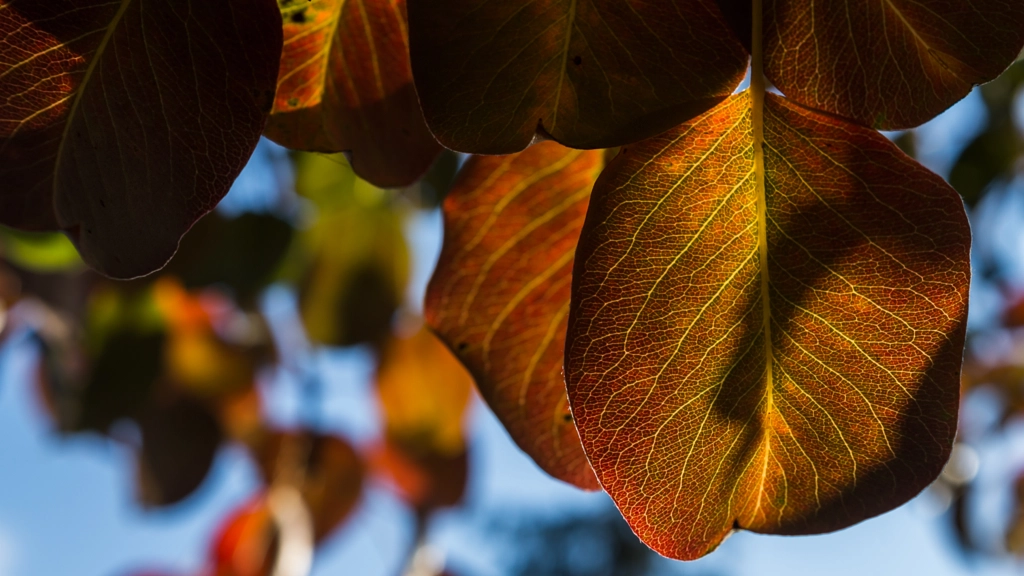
(53, 0), (134, 195)
(750, 0), (775, 513)
(549, 0), (578, 133)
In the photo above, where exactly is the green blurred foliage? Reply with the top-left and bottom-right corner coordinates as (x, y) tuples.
(0, 227), (82, 273)
(290, 152), (410, 349)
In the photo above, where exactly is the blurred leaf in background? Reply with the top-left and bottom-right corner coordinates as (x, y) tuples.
(290, 152), (410, 349)
(374, 326), (474, 514)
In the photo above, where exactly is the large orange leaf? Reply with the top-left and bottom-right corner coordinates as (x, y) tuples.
(0, 1), (282, 278)
(426, 142), (601, 489)
(265, 0), (440, 187)
(407, 0), (748, 154)
(566, 92), (970, 559)
(762, 0), (1024, 130)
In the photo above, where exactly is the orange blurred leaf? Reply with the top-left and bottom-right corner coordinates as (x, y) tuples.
(210, 497), (276, 576)
(372, 439), (467, 513)
(426, 141), (600, 490)
(1005, 292), (1024, 328)
(377, 327), (473, 456)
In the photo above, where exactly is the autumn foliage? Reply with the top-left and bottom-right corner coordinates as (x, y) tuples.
(2, 0), (1024, 570)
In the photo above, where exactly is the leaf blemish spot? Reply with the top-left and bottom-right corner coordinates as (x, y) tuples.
(572, 55), (582, 66)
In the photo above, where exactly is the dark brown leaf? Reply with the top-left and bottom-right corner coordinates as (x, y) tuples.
(0, 0), (282, 277)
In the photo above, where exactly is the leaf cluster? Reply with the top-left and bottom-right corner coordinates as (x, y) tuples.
(3, 0), (1024, 567)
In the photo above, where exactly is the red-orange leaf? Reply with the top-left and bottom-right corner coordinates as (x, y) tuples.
(426, 141), (601, 489)
(762, 0), (1024, 129)
(0, 0), (282, 278)
(566, 92), (970, 559)
(407, 0), (748, 154)
(210, 496), (275, 576)
(265, 0), (439, 187)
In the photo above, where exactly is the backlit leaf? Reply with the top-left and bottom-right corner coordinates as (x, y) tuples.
(265, 0), (440, 187)
(566, 92), (970, 559)
(407, 0), (748, 154)
(426, 141), (601, 489)
(761, 0), (1024, 129)
(0, 0), (282, 277)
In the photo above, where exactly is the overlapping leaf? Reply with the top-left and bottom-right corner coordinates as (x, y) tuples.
(760, 0), (1024, 129)
(407, 0), (748, 154)
(426, 141), (601, 489)
(0, 0), (282, 278)
(266, 0), (439, 187)
(566, 92), (970, 559)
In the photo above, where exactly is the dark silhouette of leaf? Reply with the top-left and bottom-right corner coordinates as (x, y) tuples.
(762, 0), (1024, 129)
(77, 330), (165, 432)
(408, 0), (748, 153)
(0, 0), (283, 277)
(136, 392), (222, 506)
